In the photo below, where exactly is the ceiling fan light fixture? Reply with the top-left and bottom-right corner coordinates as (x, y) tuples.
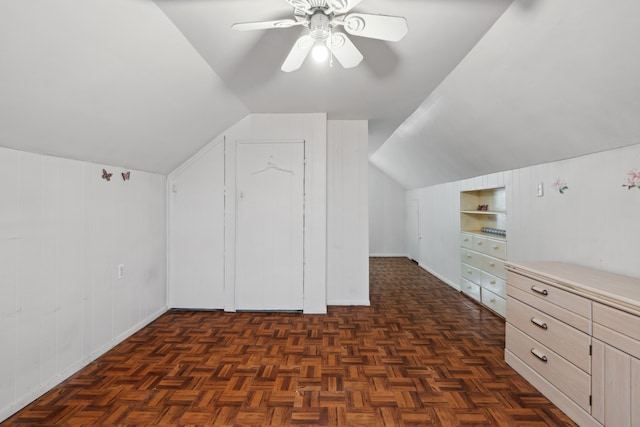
(311, 40), (329, 62)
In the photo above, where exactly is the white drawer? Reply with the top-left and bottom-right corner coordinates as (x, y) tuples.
(593, 302), (640, 342)
(460, 233), (474, 249)
(481, 289), (505, 317)
(485, 238), (507, 260)
(593, 302), (640, 359)
(507, 284), (591, 334)
(507, 296), (591, 373)
(506, 324), (591, 412)
(472, 235), (487, 252)
(460, 248), (481, 269)
(460, 278), (481, 302)
(461, 263), (481, 285)
(481, 255), (505, 279)
(481, 272), (506, 297)
(506, 271), (591, 320)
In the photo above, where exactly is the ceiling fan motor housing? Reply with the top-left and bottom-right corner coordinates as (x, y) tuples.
(309, 11), (330, 41)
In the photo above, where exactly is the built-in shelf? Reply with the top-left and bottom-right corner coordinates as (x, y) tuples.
(459, 186), (507, 318)
(460, 210), (506, 215)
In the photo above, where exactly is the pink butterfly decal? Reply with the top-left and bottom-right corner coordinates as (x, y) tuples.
(102, 169), (113, 181)
(122, 171), (130, 181)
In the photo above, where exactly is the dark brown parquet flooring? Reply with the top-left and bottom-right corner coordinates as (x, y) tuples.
(2, 257), (577, 426)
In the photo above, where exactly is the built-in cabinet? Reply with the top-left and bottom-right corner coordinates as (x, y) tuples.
(592, 301), (640, 426)
(505, 261), (640, 427)
(459, 187), (507, 317)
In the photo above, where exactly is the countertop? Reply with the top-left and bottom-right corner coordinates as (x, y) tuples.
(505, 261), (640, 316)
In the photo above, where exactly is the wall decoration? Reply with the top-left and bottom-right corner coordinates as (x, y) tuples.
(622, 169), (640, 190)
(552, 178), (568, 194)
(101, 168), (113, 181)
(122, 171), (130, 181)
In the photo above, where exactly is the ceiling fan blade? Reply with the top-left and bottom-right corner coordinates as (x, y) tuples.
(285, 0), (313, 15)
(327, 0), (364, 15)
(281, 34), (314, 72)
(341, 13), (408, 41)
(327, 32), (363, 69)
(232, 19), (302, 31)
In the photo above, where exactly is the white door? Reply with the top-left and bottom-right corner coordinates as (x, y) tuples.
(236, 141), (305, 311)
(408, 199), (420, 262)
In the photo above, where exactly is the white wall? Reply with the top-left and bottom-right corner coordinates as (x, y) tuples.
(408, 144), (640, 290)
(368, 163), (406, 257)
(406, 181), (463, 289)
(168, 113), (328, 313)
(168, 115), (374, 311)
(505, 144), (640, 277)
(327, 121), (369, 306)
(168, 139), (225, 309)
(0, 147), (167, 422)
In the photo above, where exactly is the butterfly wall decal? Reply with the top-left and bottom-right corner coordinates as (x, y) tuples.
(122, 171), (130, 181)
(102, 169), (113, 181)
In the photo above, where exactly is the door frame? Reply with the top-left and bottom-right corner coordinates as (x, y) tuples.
(408, 198), (420, 263)
(233, 139), (306, 311)
(224, 138), (328, 312)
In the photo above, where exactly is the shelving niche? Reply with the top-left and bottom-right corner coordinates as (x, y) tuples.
(459, 187), (507, 317)
(460, 187), (506, 233)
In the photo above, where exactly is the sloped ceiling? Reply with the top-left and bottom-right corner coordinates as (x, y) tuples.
(2, 0), (637, 185)
(0, 0), (512, 174)
(153, 0), (513, 157)
(371, 0), (640, 189)
(0, 0), (249, 173)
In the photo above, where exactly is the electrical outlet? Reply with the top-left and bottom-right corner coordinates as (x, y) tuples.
(118, 264), (125, 279)
(537, 182), (544, 197)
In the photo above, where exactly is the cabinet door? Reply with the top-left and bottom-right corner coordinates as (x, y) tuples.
(592, 339), (640, 426)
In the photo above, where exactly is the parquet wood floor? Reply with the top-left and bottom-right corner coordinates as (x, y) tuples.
(2, 257), (577, 426)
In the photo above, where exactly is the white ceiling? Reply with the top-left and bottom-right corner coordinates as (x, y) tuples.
(0, 0), (248, 173)
(371, 0), (640, 189)
(2, 0), (638, 189)
(153, 0), (513, 157)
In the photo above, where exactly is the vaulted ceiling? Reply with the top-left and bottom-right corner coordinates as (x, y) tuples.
(1, 0), (638, 189)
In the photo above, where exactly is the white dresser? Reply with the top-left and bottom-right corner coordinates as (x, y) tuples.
(505, 262), (640, 427)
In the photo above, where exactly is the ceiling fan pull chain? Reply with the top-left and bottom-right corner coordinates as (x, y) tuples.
(329, 30), (334, 67)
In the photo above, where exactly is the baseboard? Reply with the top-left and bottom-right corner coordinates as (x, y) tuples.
(327, 299), (371, 306)
(368, 253), (408, 258)
(0, 306), (168, 423)
(303, 306), (328, 314)
(418, 263), (460, 291)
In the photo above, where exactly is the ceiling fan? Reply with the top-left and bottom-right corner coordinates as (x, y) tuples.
(232, 0), (408, 72)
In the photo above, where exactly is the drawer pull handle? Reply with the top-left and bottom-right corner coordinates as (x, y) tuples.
(492, 245), (499, 249)
(477, 241), (483, 245)
(466, 254), (472, 258)
(490, 298), (496, 303)
(467, 285), (472, 290)
(530, 348), (548, 363)
(490, 280), (496, 285)
(530, 317), (548, 330)
(464, 238), (469, 242)
(531, 286), (548, 296)
(489, 262), (495, 267)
